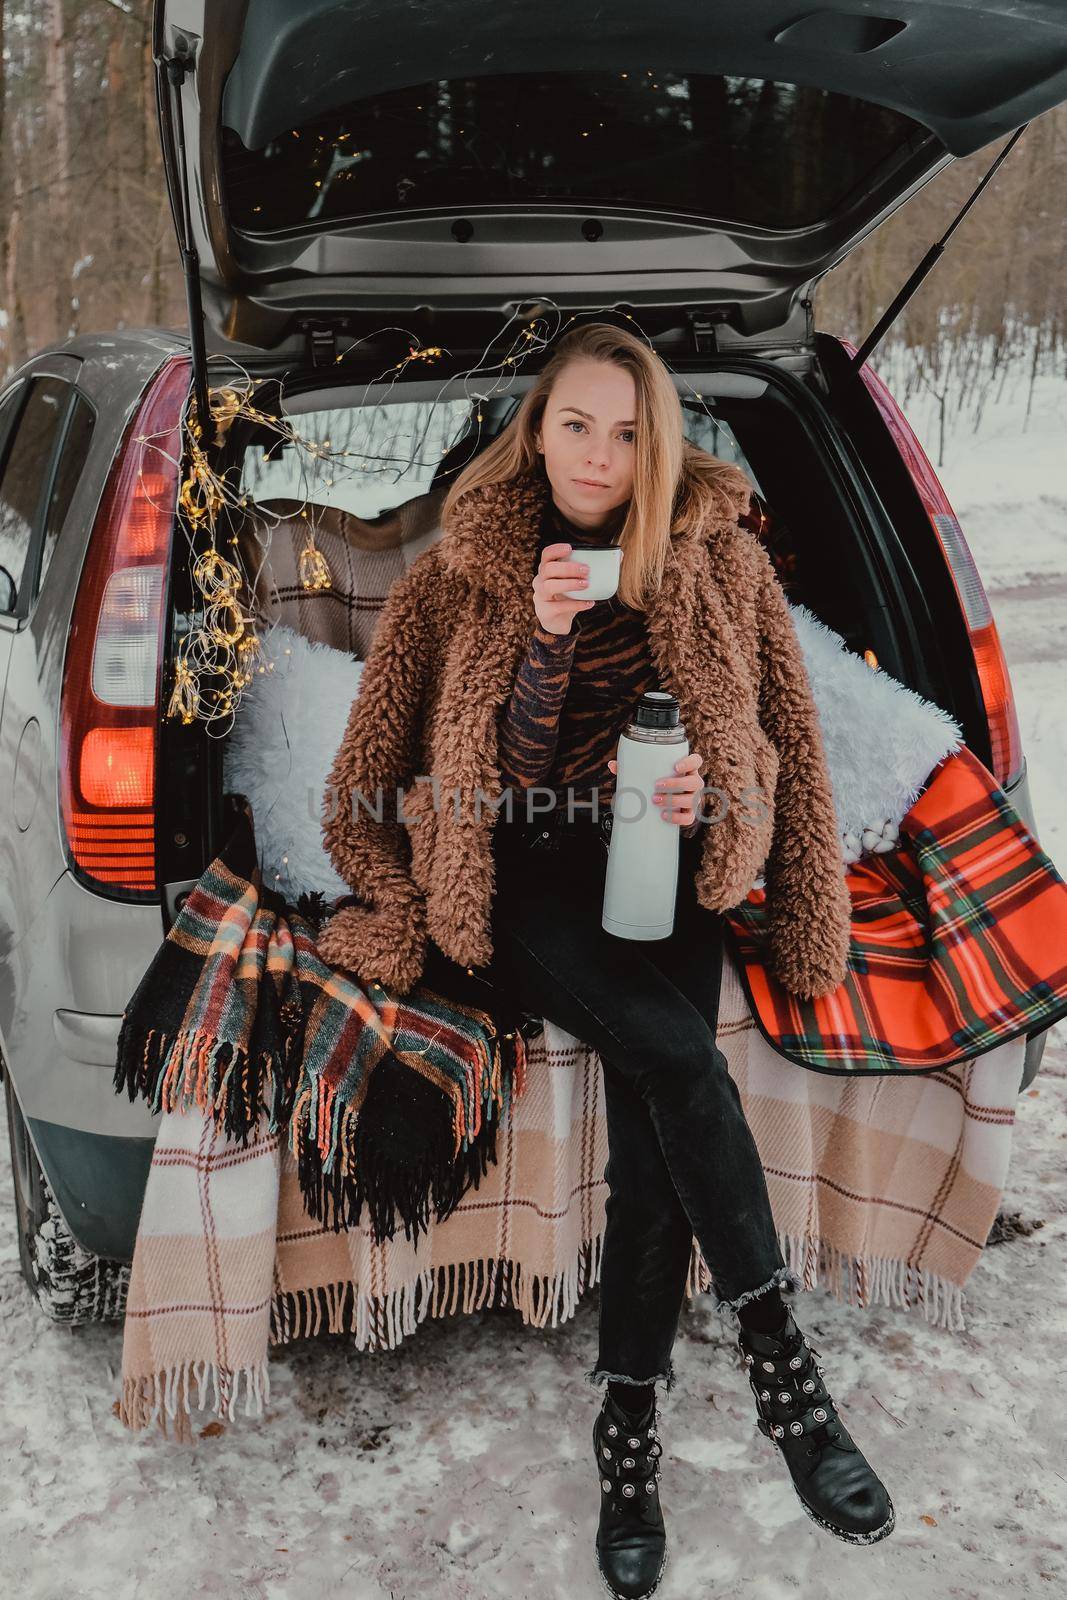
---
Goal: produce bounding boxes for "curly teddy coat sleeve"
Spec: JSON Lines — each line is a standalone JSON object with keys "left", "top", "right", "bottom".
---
{"left": 317, "top": 558, "right": 436, "bottom": 994}
{"left": 755, "top": 557, "right": 851, "bottom": 1000}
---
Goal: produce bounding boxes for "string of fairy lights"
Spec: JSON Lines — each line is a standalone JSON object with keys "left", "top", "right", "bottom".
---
{"left": 138, "top": 302, "right": 730, "bottom": 736}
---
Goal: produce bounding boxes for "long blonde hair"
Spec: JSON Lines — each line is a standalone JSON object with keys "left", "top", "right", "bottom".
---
{"left": 441, "top": 322, "right": 753, "bottom": 610}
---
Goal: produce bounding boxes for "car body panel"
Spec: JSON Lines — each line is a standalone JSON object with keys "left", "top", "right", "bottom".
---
{"left": 0, "top": 335, "right": 187, "bottom": 1152}
{"left": 1, "top": 867, "right": 163, "bottom": 1137}
{"left": 0, "top": 339, "right": 176, "bottom": 969}
{"left": 23, "top": 1116, "right": 156, "bottom": 1260}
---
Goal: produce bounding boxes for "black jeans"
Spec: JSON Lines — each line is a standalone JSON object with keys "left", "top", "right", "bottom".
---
{"left": 486, "top": 808, "right": 803, "bottom": 1395}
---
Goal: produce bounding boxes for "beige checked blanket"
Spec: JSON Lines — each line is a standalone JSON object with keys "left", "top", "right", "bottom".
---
{"left": 234, "top": 488, "right": 446, "bottom": 662}
{"left": 117, "top": 943, "right": 1025, "bottom": 1442}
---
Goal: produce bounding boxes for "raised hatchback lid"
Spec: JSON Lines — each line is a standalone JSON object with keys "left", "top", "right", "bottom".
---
{"left": 155, "top": 0, "right": 1067, "bottom": 361}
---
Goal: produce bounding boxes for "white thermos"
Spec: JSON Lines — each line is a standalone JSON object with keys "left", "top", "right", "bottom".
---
{"left": 602, "top": 691, "right": 689, "bottom": 940}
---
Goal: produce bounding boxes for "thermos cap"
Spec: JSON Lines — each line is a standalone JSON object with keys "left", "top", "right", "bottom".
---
{"left": 635, "top": 690, "right": 680, "bottom": 730}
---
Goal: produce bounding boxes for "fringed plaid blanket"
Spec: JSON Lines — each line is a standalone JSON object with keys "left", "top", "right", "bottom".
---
{"left": 726, "top": 744, "right": 1067, "bottom": 1070}
{"left": 113, "top": 744, "right": 1058, "bottom": 1440}
{"left": 114, "top": 793, "right": 532, "bottom": 1248}
{"left": 116, "top": 966, "right": 1030, "bottom": 1441}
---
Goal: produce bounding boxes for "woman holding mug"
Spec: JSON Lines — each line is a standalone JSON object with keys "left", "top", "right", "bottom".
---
{"left": 320, "top": 323, "right": 895, "bottom": 1597}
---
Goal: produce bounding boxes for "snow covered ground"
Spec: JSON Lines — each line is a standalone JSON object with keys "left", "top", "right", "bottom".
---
{"left": 0, "top": 364, "right": 1065, "bottom": 1600}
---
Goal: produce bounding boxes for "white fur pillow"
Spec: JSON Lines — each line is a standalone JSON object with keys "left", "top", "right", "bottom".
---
{"left": 222, "top": 626, "right": 363, "bottom": 901}
{"left": 222, "top": 612, "right": 964, "bottom": 898}
{"left": 788, "top": 603, "right": 962, "bottom": 864}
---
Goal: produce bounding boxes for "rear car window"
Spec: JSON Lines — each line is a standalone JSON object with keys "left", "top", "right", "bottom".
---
{"left": 238, "top": 394, "right": 760, "bottom": 515}
{"left": 221, "top": 73, "right": 926, "bottom": 233}
{"left": 682, "top": 404, "right": 754, "bottom": 483}
{"left": 240, "top": 396, "right": 480, "bottom": 517}
{"left": 0, "top": 375, "right": 70, "bottom": 615}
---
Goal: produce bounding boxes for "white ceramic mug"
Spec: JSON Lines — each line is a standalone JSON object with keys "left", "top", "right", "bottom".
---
{"left": 561, "top": 545, "right": 623, "bottom": 602}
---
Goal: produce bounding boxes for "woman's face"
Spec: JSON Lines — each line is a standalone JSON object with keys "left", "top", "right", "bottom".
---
{"left": 536, "top": 358, "right": 637, "bottom": 530}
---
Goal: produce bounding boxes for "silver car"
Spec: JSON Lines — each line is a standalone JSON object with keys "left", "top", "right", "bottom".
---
{"left": 3, "top": 0, "right": 1065, "bottom": 1322}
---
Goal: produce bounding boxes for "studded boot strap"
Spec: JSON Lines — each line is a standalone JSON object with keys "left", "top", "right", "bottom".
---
{"left": 740, "top": 1329, "right": 847, "bottom": 1458}
{"left": 594, "top": 1404, "right": 663, "bottom": 1512}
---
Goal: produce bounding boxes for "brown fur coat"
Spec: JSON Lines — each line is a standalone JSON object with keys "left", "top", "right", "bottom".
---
{"left": 318, "top": 467, "right": 851, "bottom": 1000}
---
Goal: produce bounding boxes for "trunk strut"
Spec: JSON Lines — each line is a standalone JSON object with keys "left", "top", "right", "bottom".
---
{"left": 851, "top": 124, "right": 1029, "bottom": 371}
{"left": 159, "top": 51, "right": 215, "bottom": 448}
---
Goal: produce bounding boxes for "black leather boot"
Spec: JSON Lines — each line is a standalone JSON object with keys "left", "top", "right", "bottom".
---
{"left": 737, "top": 1307, "right": 896, "bottom": 1545}
{"left": 592, "top": 1389, "right": 668, "bottom": 1599}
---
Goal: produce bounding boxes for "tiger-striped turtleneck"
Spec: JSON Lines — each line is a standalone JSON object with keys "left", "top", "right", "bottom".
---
{"left": 496, "top": 495, "right": 700, "bottom": 837}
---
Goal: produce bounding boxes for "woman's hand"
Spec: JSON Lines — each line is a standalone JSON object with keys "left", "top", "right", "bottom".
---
{"left": 533, "top": 542, "right": 598, "bottom": 635}
{"left": 608, "top": 750, "right": 705, "bottom": 829}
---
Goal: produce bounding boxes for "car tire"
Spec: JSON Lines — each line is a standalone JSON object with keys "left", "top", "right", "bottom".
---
{"left": 4, "top": 1073, "right": 130, "bottom": 1325}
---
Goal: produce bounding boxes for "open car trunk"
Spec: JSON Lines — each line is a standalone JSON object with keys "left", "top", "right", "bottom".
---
{"left": 155, "top": 355, "right": 983, "bottom": 908}
{"left": 152, "top": 0, "right": 1067, "bottom": 915}
{"left": 155, "top": 0, "right": 1067, "bottom": 366}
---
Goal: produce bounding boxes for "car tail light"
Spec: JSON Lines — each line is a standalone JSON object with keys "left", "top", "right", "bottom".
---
{"left": 843, "top": 340, "right": 1023, "bottom": 787}
{"left": 59, "top": 356, "right": 191, "bottom": 896}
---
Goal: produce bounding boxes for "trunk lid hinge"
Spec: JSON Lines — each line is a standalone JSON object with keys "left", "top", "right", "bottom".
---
{"left": 687, "top": 310, "right": 732, "bottom": 355}
{"left": 157, "top": 45, "right": 216, "bottom": 448}
{"left": 305, "top": 323, "right": 339, "bottom": 368}
{"left": 851, "top": 124, "right": 1029, "bottom": 372}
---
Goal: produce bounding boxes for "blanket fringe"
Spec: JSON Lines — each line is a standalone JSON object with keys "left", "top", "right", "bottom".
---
{"left": 266, "top": 1226, "right": 967, "bottom": 1359}
{"left": 114, "top": 1018, "right": 299, "bottom": 1148}
{"left": 269, "top": 1232, "right": 607, "bottom": 1350}
{"left": 118, "top": 1357, "right": 271, "bottom": 1440}
{"left": 288, "top": 1023, "right": 527, "bottom": 1248}
{"left": 686, "top": 1230, "right": 967, "bottom": 1333}
{"left": 120, "top": 1231, "right": 969, "bottom": 1437}
{"left": 115, "top": 955, "right": 528, "bottom": 1241}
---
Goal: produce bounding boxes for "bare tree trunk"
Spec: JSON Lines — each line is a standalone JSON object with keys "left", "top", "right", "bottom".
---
{"left": 5, "top": 113, "right": 28, "bottom": 372}
{"left": 146, "top": 193, "right": 170, "bottom": 326}
{"left": 1025, "top": 325, "right": 1042, "bottom": 427}
{"left": 0, "top": 0, "right": 6, "bottom": 159}
{"left": 141, "top": 0, "right": 162, "bottom": 324}
{"left": 46, "top": 0, "right": 73, "bottom": 340}
{"left": 106, "top": 29, "right": 125, "bottom": 272}
{"left": 0, "top": 0, "right": 7, "bottom": 373}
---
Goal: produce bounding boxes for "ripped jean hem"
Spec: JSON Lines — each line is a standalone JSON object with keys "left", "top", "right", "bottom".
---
{"left": 712, "top": 1264, "right": 806, "bottom": 1324}
{"left": 585, "top": 1362, "right": 677, "bottom": 1395}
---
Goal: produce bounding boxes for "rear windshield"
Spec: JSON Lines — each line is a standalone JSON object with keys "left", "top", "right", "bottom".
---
{"left": 220, "top": 72, "right": 927, "bottom": 233}
{"left": 237, "top": 392, "right": 758, "bottom": 521}
{"left": 238, "top": 397, "right": 477, "bottom": 518}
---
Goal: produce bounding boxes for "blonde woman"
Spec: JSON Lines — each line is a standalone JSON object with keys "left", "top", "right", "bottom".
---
{"left": 320, "top": 324, "right": 895, "bottom": 1598}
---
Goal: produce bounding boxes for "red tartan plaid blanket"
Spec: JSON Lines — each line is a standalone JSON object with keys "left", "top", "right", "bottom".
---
{"left": 724, "top": 744, "right": 1067, "bottom": 1072}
